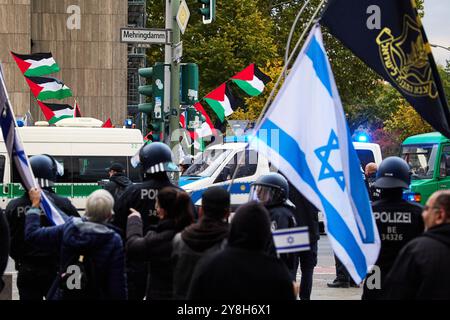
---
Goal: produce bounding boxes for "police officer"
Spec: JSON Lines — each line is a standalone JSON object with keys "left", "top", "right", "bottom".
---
{"left": 249, "top": 173, "right": 298, "bottom": 280}
{"left": 362, "top": 156, "right": 424, "bottom": 300}
{"left": 113, "top": 142, "right": 187, "bottom": 300}
{"left": 6, "top": 154, "right": 79, "bottom": 300}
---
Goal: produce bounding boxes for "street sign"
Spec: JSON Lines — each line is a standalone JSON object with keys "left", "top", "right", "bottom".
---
{"left": 120, "top": 28, "right": 170, "bottom": 45}
{"left": 176, "top": 0, "right": 190, "bottom": 34}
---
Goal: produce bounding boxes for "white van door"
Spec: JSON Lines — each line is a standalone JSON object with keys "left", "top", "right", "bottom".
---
{"left": 209, "top": 149, "right": 263, "bottom": 210}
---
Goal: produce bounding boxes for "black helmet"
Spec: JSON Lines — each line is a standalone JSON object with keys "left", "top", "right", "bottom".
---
{"left": 249, "top": 173, "right": 289, "bottom": 206}
{"left": 374, "top": 156, "right": 411, "bottom": 189}
{"left": 139, "top": 142, "right": 178, "bottom": 175}
{"left": 29, "top": 154, "right": 63, "bottom": 187}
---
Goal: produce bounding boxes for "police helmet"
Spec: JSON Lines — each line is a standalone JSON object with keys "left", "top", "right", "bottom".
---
{"left": 373, "top": 156, "right": 411, "bottom": 189}
{"left": 29, "top": 154, "right": 64, "bottom": 187}
{"left": 249, "top": 172, "right": 289, "bottom": 206}
{"left": 139, "top": 142, "right": 179, "bottom": 175}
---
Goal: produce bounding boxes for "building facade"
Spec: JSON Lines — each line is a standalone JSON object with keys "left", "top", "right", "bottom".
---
{"left": 0, "top": 0, "right": 129, "bottom": 127}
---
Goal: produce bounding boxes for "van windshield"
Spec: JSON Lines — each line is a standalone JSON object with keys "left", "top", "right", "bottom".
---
{"left": 183, "top": 149, "right": 232, "bottom": 177}
{"left": 401, "top": 144, "right": 438, "bottom": 180}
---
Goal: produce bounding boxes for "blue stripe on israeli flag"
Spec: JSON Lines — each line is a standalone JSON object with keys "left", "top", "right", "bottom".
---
{"left": 249, "top": 24, "right": 380, "bottom": 284}
{"left": 0, "top": 64, "right": 65, "bottom": 226}
{"left": 273, "top": 227, "right": 310, "bottom": 254}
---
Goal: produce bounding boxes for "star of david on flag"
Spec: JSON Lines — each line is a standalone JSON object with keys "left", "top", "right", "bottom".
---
{"left": 250, "top": 24, "right": 380, "bottom": 284}
{"left": 315, "top": 130, "right": 345, "bottom": 191}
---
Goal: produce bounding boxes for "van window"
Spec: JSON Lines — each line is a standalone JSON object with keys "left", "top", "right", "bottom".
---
{"left": 53, "top": 156, "right": 72, "bottom": 183}
{"left": 402, "top": 144, "right": 438, "bottom": 179}
{"left": 214, "top": 150, "right": 258, "bottom": 183}
{"left": 439, "top": 145, "right": 450, "bottom": 177}
{"left": 0, "top": 155, "right": 5, "bottom": 182}
{"left": 11, "top": 155, "right": 72, "bottom": 183}
{"left": 74, "top": 157, "right": 128, "bottom": 183}
{"left": 356, "top": 149, "right": 375, "bottom": 171}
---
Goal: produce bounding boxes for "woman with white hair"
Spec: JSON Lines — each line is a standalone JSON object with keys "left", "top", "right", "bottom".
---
{"left": 24, "top": 188, "right": 127, "bottom": 300}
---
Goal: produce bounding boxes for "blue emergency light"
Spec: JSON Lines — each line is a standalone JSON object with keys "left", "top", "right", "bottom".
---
{"left": 356, "top": 132, "right": 369, "bottom": 142}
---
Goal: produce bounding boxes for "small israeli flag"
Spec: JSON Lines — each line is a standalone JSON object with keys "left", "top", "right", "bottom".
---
{"left": 272, "top": 227, "right": 310, "bottom": 254}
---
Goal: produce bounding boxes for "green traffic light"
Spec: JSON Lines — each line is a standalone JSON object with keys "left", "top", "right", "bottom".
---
{"left": 199, "top": 8, "right": 210, "bottom": 16}
{"left": 138, "top": 103, "right": 154, "bottom": 114}
{"left": 138, "top": 84, "right": 153, "bottom": 96}
{"left": 138, "top": 67, "right": 153, "bottom": 78}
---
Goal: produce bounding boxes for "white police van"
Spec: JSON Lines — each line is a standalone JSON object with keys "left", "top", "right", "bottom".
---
{"left": 180, "top": 136, "right": 382, "bottom": 216}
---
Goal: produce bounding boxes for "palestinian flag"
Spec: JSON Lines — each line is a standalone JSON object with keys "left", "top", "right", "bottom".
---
{"left": 231, "top": 64, "right": 271, "bottom": 96}
{"left": 26, "top": 77, "right": 73, "bottom": 101}
{"left": 204, "top": 83, "right": 243, "bottom": 122}
{"left": 11, "top": 52, "right": 60, "bottom": 77}
{"left": 37, "top": 101, "right": 74, "bottom": 124}
{"left": 193, "top": 102, "right": 215, "bottom": 136}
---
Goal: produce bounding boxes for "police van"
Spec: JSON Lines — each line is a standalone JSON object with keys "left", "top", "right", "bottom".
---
{"left": 180, "top": 136, "right": 383, "bottom": 213}
{"left": 0, "top": 118, "right": 143, "bottom": 210}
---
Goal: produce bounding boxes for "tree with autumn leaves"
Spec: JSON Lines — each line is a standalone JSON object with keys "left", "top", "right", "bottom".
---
{"left": 143, "top": 0, "right": 447, "bottom": 155}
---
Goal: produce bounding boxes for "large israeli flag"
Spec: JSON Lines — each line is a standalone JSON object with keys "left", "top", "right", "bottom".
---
{"left": 250, "top": 24, "right": 380, "bottom": 283}
{"left": 0, "top": 64, "right": 65, "bottom": 226}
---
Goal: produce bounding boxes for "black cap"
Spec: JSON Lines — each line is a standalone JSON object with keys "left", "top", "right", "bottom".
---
{"left": 108, "top": 163, "right": 125, "bottom": 172}
{"left": 202, "top": 187, "right": 230, "bottom": 218}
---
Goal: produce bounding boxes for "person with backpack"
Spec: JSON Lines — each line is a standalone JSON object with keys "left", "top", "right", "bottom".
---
{"left": 24, "top": 188, "right": 127, "bottom": 300}
{"left": 172, "top": 187, "right": 230, "bottom": 299}
{"left": 6, "top": 154, "right": 79, "bottom": 300}
{"left": 104, "top": 163, "right": 132, "bottom": 202}
{"left": 126, "top": 187, "right": 194, "bottom": 300}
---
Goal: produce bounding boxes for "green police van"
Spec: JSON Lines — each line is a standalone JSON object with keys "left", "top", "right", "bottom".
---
{"left": 401, "top": 132, "right": 450, "bottom": 205}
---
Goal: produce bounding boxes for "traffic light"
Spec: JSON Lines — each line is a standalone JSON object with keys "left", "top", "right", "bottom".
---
{"left": 138, "top": 62, "right": 165, "bottom": 118}
{"left": 198, "top": 0, "right": 215, "bottom": 24}
{"left": 180, "top": 63, "right": 199, "bottom": 105}
{"left": 138, "top": 63, "right": 166, "bottom": 141}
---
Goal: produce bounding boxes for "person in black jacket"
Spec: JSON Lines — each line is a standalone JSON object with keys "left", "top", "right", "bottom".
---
{"left": 362, "top": 157, "right": 424, "bottom": 300}
{"left": 126, "top": 187, "right": 193, "bottom": 300}
{"left": 172, "top": 187, "right": 230, "bottom": 299}
{"left": 113, "top": 142, "right": 185, "bottom": 300}
{"left": 6, "top": 154, "right": 79, "bottom": 300}
{"left": 288, "top": 182, "right": 320, "bottom": 300}
{"left": 104, "top": 163, "right": 132, "bottom": 202}
{"left": 187, "top": 202, "right": 295, "bottom": 300}
{"left": 25, "top": 188, "right": 127, "bottom": 300}
{"left": 0, "top": 209, "right": 9, "bottom": 293}
{"left": 383, "top": 190, "right": 450, "bottom": 299}
{"left": 249, "top": 173, "right": 298, "bottom": 280}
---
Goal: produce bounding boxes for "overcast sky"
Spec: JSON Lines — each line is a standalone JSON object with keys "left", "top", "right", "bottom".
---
{"left": 422, "top": 0, "right": 450, "bottom": 66}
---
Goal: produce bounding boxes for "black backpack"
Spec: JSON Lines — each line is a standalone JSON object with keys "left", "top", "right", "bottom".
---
{"left": 59, "top": 253, "right": 105, "bottom": 300}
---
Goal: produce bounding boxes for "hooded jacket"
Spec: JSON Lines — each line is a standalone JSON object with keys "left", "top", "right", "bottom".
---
{"left": 383, "top": 223, "right": 450, "bottom": 299}
{"left": 104, "top": 173, "right": 132, "bottom": 201}
{"left": 172, "top": 216, "right": 228, "bottom": 299}
{"left": 187, "top": 202, "right": 295, "bottom": 300}
{"left": 25, "top": 211, "right": 127, "bottom": 300}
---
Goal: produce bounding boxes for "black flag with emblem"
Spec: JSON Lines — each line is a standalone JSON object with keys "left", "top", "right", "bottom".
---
{"left": 320, "top": 0, "right": 450, "bottom": 138}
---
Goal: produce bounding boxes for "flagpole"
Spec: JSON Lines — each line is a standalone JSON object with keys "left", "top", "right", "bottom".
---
{"left": 227, "top": 0, "right": 326, "bottom": 192}
{"left": 0, "top": 64, "right": 39, "bottom": 189}
{"left": 284, "top": 0, "right": 313, "bottom": 79}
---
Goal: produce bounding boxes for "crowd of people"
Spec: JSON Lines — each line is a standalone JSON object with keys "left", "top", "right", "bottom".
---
{"left": 0, "top": 143, "right": 450, "bottom": 300}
